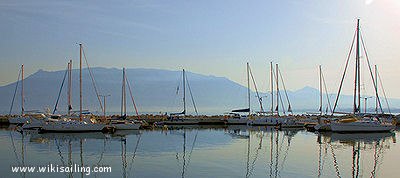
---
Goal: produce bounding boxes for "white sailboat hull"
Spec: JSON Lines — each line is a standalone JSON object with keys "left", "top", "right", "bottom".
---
{"left": 330, "top": 122, "right": 395, "bottom": 133}
{"left": 8, "top": 116, "right": 30, "bottom": 124}
{"left": 22, "top": 121, "right": 43, "bottom": 130}
{"left": 41, "top": 121, "right": 105, "bottom": 132}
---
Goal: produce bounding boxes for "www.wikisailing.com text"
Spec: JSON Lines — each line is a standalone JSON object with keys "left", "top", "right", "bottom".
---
{"left": 11, "top": 163, "right": 111, "bottom": 176}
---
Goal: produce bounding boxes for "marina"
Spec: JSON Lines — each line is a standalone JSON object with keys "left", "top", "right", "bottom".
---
{"left": 1, "top": 1, "right": 400, "bottom": 177}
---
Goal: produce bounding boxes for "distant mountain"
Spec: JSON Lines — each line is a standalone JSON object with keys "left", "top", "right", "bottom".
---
{"left": 0, "top": 67, "right": 251, "bottom": 115}
{"left": 1, "top": 67, "right": 399, "bottom": 115}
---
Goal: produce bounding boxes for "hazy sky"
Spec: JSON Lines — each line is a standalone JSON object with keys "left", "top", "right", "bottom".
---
{"left": 1, "top": 0, "right": 399, "bottom": 98}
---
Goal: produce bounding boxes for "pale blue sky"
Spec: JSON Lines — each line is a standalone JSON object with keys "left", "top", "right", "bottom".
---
{"left": 1, "top": 0, "right": 399, "bottom": 97}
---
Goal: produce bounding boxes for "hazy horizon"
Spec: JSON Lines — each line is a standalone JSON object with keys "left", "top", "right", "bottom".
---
{"left": 0, "top": 67, "right": 398, "bottom": 116}
{"left": 3, "top": 65, "right": 400, "bottom": 100}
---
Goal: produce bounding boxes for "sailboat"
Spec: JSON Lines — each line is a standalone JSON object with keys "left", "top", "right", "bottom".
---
{"left": 248, "top": 63, "right": 301, "bottom": 127}
{"left": 314, "top": 65, "right": 336, "bottom": 131}
{"left": 225, "top": 63, "right": 252, "bottom": 125}
{"left": 40, "top": 44, "right": 106, "bottom": 132}
{"left": 8, "top": 65, "right": 31, "bottom": 124}
{"left": 330, "top": 116, "right": 394, "bottom": 132}
{"left": 249, "top": 62, "right": 278, "bottom": 126}
{"left": 329, "top": 19, "right": 395, "bottom": 133}
{"left": 22, "top": 61, "right": 74, "bottom": 130}
{"left": 248, "top": 62, "right": 275, "bottom": 126}
{"left": 109, "top": 68, "right": 141, "bottom": 130}
{"left": 159, "top": 69, "right": 199, "bottom": 125}
{"left": 273, "top": 64, "right": 304, "bottom": 128}
{"left": 224, "top": 109, "right": 250, "bottom": 125}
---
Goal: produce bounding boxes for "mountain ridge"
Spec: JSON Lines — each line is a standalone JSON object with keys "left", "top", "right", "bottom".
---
{"left": 1, "top": 67, "right": 399, "bottom": 115}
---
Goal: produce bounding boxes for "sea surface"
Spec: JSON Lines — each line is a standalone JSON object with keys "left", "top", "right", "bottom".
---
{"left": 0, "top": 125, "right": 399, "bottom": 178}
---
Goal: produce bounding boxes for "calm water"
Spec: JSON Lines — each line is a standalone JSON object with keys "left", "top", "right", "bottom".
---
{"left": 1, "top": 125, "right": 399, "bottom": 178}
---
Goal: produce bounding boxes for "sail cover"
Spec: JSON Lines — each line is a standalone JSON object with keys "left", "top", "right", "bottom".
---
{"left": 171, "top": 110, "right": 186, "bottom": 115}
{"left": 231, "top": 108, "right": 250, "bottom": 113}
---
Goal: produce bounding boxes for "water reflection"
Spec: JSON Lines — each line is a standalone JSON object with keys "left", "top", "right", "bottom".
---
{"left": 109, "top": 130, "right": 141, "bottom": 178}
{"left": 225, "top": 125, "right": 303, "bottom": 178}
{"left": 317, "top": 132, "right": 395, "bottom": 178}
{"left": 30, "top": 132, "right": 107, "bottom": 143}
{"left": 2, "top": 126, "right": 399, "bottom": 178}
{"left": 160, "top": 126, "right": 201, "bottom": 178}
{"left": 5, "top": 128, "right": 143, "bottom": 178}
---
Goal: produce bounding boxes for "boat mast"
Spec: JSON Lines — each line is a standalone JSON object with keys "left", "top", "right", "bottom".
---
{"left": 124, "top": 68, "right": 127, "bottom": 116}
{"left": 270, "top": 62, "right": 274, "bottom": 115}
{"left": 121, "top": 68, "right": 123, "bottom": 116}
{"left": 375, "top": 65, "right": 378, "bottom": 114}
{"left": 276, "top": 64, "right": 279, "bottom": 116}
{"left": 357, "top": 19, "right": 361, "bottom": 114}
{"left": 21, "top": 64, "right": 24, "bottom": 116}
{"left": 353, "top": 19, "right": 361, "bottom": 114}
{"left": 79, "top": 44, "right": 83, "bottom": 120}
{"left": 247, "top": 62, "right": 250, "bottom": 116}
{"left": 68, "top": 60, "right": 72, "bottom": 116}
{"left": 319, "top": 65, "right": 322, "bottom": 116}
{"left": 183, "top": 69, "right": 186, "bottom": 115}
{"left": 121, "top": 68, "right": 127, "bottom": 116}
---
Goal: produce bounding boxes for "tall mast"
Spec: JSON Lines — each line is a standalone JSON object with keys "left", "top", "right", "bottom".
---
{"left": 247, "top": 62, "right": 250, "bottom": 116}
{"left": 375, "top": 65, "right": 378, "bottom": 114}
{"left": 319, "top": 65, "right": 323, "bottom": 115}
{"left": 357, "top": 19, "right": 361, "bottom": 114}
{"left": 270, "top": 62, "right": 274, "bottom": 115}
{"left": 121, "top": 68, "right": 126, "bottom": 116}
{"left": 353, "top": 19, "right": 361, "bottom": 114}
{"left": 68, "top": 60, "right": 72, "bottom": 116}
{"left": 21, "top": 64, "right": 24, "bottom": 116}
{"left": 183, "top": 69, "right": 186, "bottom": 115}
{"left": 121, "top": 69, "right": 123, "bottom": 116}
{"left": 124, "top": 68, "right": 127, "bottom": 116}
{"left": 79, "top": 44, "right": 83, "bottom": 120}
{"left": 102, "top": 95, "right": 107, "bottom": 119}
{"left": 276, "top": 64, "right": 279, "bottom": 116}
